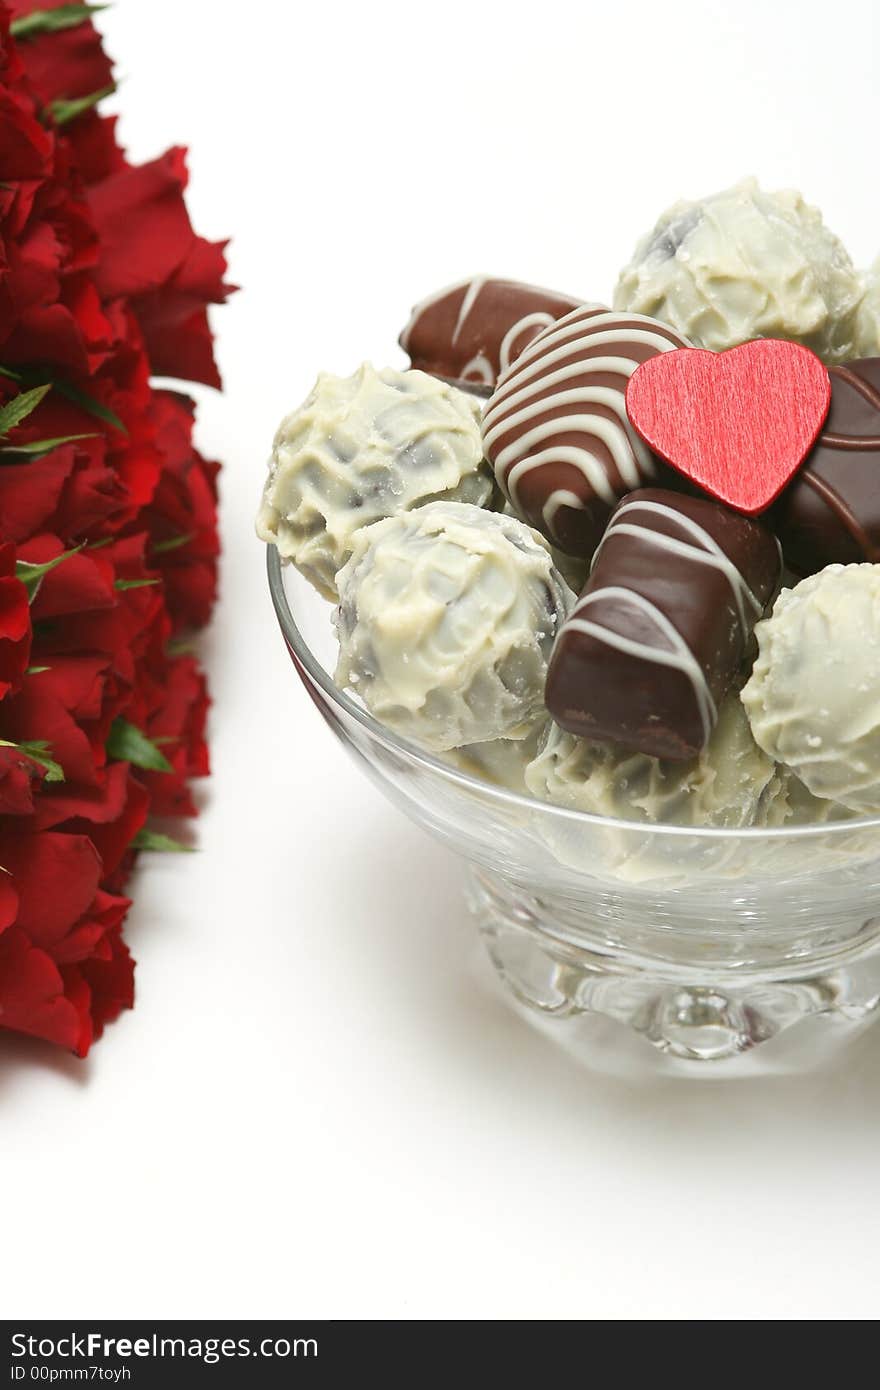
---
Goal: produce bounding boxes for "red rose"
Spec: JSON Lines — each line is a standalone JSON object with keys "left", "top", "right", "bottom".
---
{"left": 8, "top": 536, "right": 169, "bottom": 786}
{"left": 0, "top": 138, "right": 113, "bottom": 375}
{"left": 31, "top": 538, "right": 171, "bottom": 723}
{"left": 11, "top": 652, "right": 120, "bottom": 784}
{"left": 0, "top": 542, "right": 31, "bottom": 698}
{"left": 64, "top": 109, "right": 126, "bottom": 184}
{"left": 0, "top": 880, "right": 18, "bottom": 932}
{"left": 0, "top": 742, "right": 44, "bottom": 815}
{"left": 0, "top": 929, "right": 84, "bottom": 1050}
{"left": 145, "top": 391, "right": 220, "bottom": 629}
{"left": 0, "top": 827, "right": 133, "bottom": 1054}
{"left": 2, "top": 675, "right": 103, "bottom": 787}
{"left": 0, "top": 10, "right": 52, "bottom": 179}
{"left": 1, "top": 826, "right": 102, "bottom": 946}
{"left": 0, "top": 1, "right": 229, "bottom": 1055}
{"left": 87, "top": 148, "right": 232, "bottom": 387}
{"left": 0, "top": 914, "right": 133, "bottom": 1056}
{"left": 142, "top": 655, "right": 210, "bottom": 817}
{"left": 64, "top": 913, "right": 134, "bottom": 1050}
{"left": 24, "top": 533, "right": 116, "bottom": 617}
{"left": 0, "top": 438, "right": 133, "bottom": 543}
{"left": 33, "top": 761, "right": 150, "bottom": 880}
{"left": 0, "top": 446, "right": 77, "bottom": 542}
{"left": 5, "top": 0, "right": 113, "bottom": 105}
{"left": 0, "top": 78, "right": 51, "bottom": 177}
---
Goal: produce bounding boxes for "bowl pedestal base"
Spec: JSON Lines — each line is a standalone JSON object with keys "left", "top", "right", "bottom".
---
{"left": 466, "top": 866, "right": 880, "bottom": 1069}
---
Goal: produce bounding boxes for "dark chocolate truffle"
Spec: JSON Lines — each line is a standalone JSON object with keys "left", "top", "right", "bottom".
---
{"left": 545, "top": 489, "right": 782, "bottom": 759}
{"left": 481, "top": 307, "right": 691, "bottom": 558}
{"left": 399, "top": 276, "right": 583, "bottom": 395}
{"left": 774, "top": 358, "right": 880, "bottom": 572}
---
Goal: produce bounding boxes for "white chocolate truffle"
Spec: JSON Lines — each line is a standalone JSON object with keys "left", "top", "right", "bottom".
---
{"left": 524, "top": 695, "right": 782, "bottom": 828}
{"left": 256, "top": 363, "right": 494, "bottom": 598}
{"left": 500, "top": 499, "right": 587, "bottom": 593}
{"left": 334, "top": 503, "right": 574, "bottom": 752}
{"left": 614, "top": 180, "right": 864, "bottom": 365}
{"left": 741, "top": 564, "right": 880, "bottom": 813}
{"left": 773, "top": 768, "right": 856, "bottom": 826}
{"left": 440, "top": 720, "right": 549, "bottom": 793}
{"left": 855, "top": 256, "right": 880, "bottom": 357}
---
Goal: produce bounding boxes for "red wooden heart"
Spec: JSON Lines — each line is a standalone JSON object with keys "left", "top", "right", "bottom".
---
{"left": 625, "top": 340, "right": 832, "bottom": 514}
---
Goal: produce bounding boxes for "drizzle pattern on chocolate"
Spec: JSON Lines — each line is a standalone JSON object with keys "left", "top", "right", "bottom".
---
{"left": 774, "top": 358, "right": 880, "bottom": 571}
{"left": 451, "top": 276, "right": 489, "bottom": 345}
{"left": 827, "top": 364, "right": 880, "bottom": 413}
{"left": 568, "top": 497, "right": 771, "bottom": 745}
{"left": 567, "top": 586, "right": 718, "bottom": 745}
{"left": 591, "top": 498, "right": 765, "bottom": 635}
{"left": 498, "top": 312, "right": 557, "bottom": 374}
{"left": 481, "top": 307, "right": 690, "bottom": 553}
{"left": 799, "top": 471, "right": 880, "bottom": 560}
{"left": 459, "top": 352, "right": 494, "bottom": 386}
{"left": 821, "top": 368, "right": 880, "bottom": 447}
{"left": 400, "top": 277, "right": 584, "bottom": 394}
{"left": 543, "top": 488, "right": 782, "bottom": 760}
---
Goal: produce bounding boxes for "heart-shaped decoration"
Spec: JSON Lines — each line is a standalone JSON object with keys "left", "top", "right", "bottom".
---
{"left": 625, "top": 340, "right": 832, "bottom": 514}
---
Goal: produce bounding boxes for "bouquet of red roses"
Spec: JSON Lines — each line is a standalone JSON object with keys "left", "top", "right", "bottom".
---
{"left": 0, "top": 1, "right": 231, "bottom": 1055}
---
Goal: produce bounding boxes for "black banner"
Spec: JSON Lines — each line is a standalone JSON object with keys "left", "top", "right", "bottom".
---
{"left": 2, "top": 1324, "right": 330, "bottom": 1386}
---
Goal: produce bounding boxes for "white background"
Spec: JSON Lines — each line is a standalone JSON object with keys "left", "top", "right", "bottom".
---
{"left": 3, "top": 0, "right": 880, "bottom": 1321}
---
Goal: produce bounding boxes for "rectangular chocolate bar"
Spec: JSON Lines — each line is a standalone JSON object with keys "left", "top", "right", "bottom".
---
{"left": 545, "top": 488, "right": 781, "bottom": 759}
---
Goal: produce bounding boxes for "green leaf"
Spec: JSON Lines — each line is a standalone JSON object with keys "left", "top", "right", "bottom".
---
{"left": 114, "top": 577, "right": 161, "bottom": 591}
{"left": 51, "top": 378, "right": 127, "bottom": 434}
{"left": 151, "top": 533, "right": 193, "bottom": 555}
{"left": 0, "top": 383, "right": 51, "bottom": 437}
{"left": 0, "top": 739, "right": 64, "bottom": 784}
{"left": 10, "top": 4, "right": 109, "bottom": 39}
{"left": 106, "top": 718, "right": 174, "bottom": 773}
{"left": 0, "top": 367, "right": 126, "bottom": 435}
{"left": 48, "top": 83, "right": 116, "bottom": 128}
{"left": 131, "top": 829, "right": 195, "bottom": 853}
{"left": 25, "top": 666, "right": 50, "bottom": 676}
{"left": 15, "top": 546, "right": 81, "bottom": 600}
{"left": 0, "top": 432, "right": 98, "bottom": 458}
{"left": 166, "top": 637, "right": 196, "bottom": 657}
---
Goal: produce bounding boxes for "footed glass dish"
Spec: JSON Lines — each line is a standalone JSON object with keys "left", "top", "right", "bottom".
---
{"left": 268, "top": 547, "right": 880, "bottom": 1073}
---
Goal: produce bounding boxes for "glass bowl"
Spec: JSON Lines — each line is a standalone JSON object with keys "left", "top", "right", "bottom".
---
{"left": 267, "top": 546, "right": 880, "bottom": 1073}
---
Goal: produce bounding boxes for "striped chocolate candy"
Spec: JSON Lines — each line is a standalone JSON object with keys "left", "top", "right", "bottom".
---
{"left": 399, "top": 276, "right": 584, "bottom": 395}
{"left": 545, "top": 489, "right": 781, "bottom": 759}
{"left": 773, "top": 357, "right": 880, "bottom": 572}
{"left": 482, "top": 306, "right": 691, "bottom": 557}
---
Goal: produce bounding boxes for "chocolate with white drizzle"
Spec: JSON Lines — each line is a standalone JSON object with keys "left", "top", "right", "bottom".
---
{"left": 481, "top": 307, "right": 691, "bottom": 558}
{"left": 400, "top": 277, "right": 583, "bottom": 396}
{"left": 773, "top": 358, "right": 880, "bottom": 572}
{"left": 545, "top": 489, "right": 782, "bottom": 759}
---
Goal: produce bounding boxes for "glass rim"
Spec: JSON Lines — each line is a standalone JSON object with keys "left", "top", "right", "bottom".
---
{"left": 267, "top": 544, "right": 880, "bottom": 842}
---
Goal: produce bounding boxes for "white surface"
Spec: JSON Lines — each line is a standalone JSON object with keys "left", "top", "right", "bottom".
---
{"left": 4, "top": 0, "right": 880, "bottom": 1322}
